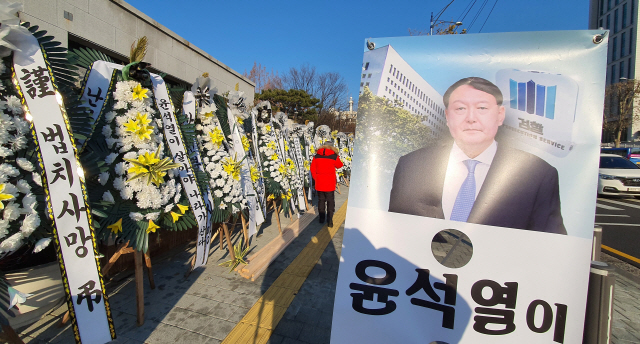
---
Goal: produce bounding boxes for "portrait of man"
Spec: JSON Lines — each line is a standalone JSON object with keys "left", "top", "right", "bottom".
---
{"left": 388, "top": 77, "right": 566, "bottom": 235}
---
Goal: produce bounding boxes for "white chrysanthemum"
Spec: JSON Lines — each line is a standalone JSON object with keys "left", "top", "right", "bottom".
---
{"left": 123, "top": 152, "right": 137, "bottom": 160}
{"left": 102, "top": 125, "right": 112, "bottom": 137}
{"left": 145, "top": 212, "right": 159, "bottom": 221}
{"left": 0, "top": 232, "right": 23, "bottom": 253}
{"left": 20, "top": 213, "right": 39, "bottom": 236}
{"left": 11, "top": 136, "right": 26, "bottom": 151}
{"left": 129, "top": 212, "right": 144, "bottom": 221}
{"left": 0, "top": 163, "right": 18, "bottom": 177}
{"left": 2, "top": 183, "right": 17, "bottom": 197}
{"left": 120, "top": 187, "right": 133, "bottom": 200}
{"left": 105, "top": 137, "right": 118, "bottom": 148}
{"left": 31, "top": 172, "right": 42, "bottom": 187}
{"left": 105, "top": 152, "right": 118, "bottom": 165}
{"left": 3, "top": 202, "right": 19, "bottom": 221}
{"left": 113, "top": 177, "right": 125, "bottom": 191}
{"left": 102, "top": 191, "right": 115, "bottom": 203}
{"left": 222, "top": 184, "right": 232, "bottom": 194}
{"left": 0, "top": 220, "right": 7, "bottom": 239}
{"left": 224, "top": 196, "right": 232, "bottom": 203}
{"left": 219, "top": 203, "right": 226, "bottom": 209}
{"left": 214, "top": 190, "right": 223, "bottom": 198}
{"left": 114, "top": 162, "right": 126, "bottom": 176}
{"left": 22, "top": 194, "right": 36, "bottom": 211}
{"left": 6, "top": 96, "right": 22, "bottom": 114}
{"left": 104, "top": 111, "right": 116, "bottom": 122}
{"left": 164, "top": 204, "right": 174, "bottom": 213}
{"left": 33, "top": 237, "right": 51, "bottom": 253}
{"left": 16, "top": 180, "right": 30, "bottom": 194}
{"left": 98, "top": 172, "right": 110, "bottom": 186}
{"left": 215, "top": 178, "right": 225, "bottom": 187}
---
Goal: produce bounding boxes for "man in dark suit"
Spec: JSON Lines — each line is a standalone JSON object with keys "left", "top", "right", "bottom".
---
{"left": 388, "top": 77, "right": 566, "bottom": 234}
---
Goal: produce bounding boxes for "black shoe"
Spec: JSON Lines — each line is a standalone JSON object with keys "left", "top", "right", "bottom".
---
{"left": 327, "top": 212, "right": 333, "bottom": 227}
{"left": 319, "top": 212, "right": 325, "bottom": 224}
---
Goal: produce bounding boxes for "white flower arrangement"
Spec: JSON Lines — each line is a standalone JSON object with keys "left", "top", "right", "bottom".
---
{"left": 0, "top": 57, "right": 48, "bottom": 254}
{"left": 88, "top": 79, "right": 190, "bottom": 243}
{"left": 193, "top": 94, "right": 246, "bottom": 221}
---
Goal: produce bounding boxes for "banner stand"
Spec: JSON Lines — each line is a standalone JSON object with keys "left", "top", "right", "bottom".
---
{"left": 240, "top": 214, "right": 250, "bottom": 247}
{"left": 272, "top": 200, "right": 283, "bottom": 234}
{"left": 302, "top": 189, "right": 311, "bottom": 211}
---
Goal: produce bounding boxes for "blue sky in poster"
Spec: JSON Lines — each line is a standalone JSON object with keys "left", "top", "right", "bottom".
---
{"left": 125, "top": 0, "right": 590, "bottom": 107}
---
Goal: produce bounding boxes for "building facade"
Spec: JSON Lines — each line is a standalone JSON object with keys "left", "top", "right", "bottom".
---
{"left": 589, "top": 0, "right": 638, "bottom": 142}
{"left": 360, "top": 45, "right": 447, "bottom": 138}
{"left": 16, "top": 0, "right": 255, "bottom": 101}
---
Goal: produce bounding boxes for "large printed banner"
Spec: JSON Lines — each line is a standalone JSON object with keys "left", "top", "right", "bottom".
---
{"left": 332, "top": 31, "right": 607, "bottom": 343}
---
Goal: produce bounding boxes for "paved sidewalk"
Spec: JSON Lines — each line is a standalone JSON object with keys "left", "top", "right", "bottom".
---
{"left": 6, "top": 185, "right": 640, "bottom": 344}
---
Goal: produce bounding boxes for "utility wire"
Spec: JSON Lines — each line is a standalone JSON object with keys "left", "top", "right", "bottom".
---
{"left": 468, "top": 0, "right": 490, "bottom": 31}
{"left": 478, "top": 0, "right": 499, "bottom": 33}
{"left": 458, "top": 0, "right": 476, "bottom": 22}
{"left": 434, "top": 0, "right": 457, "bottom": 22}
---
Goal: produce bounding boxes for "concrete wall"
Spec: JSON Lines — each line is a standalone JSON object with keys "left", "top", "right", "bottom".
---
{"left": 17, "top": 0, "right": 255, "bottom": 102}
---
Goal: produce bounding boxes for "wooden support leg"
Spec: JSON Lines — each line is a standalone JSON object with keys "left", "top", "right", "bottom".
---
{"left": 240, "top": 213, "right": 249, "bottom": 247}
{"left": 221, "top": 221, "right": 236, "bottom": 261}
{"left": 143, "top": 252, "right": 155, "bottom": 289}
{"left": 218, "top": 227, "right": 224, "bottom": 250}
{"left": 102, "top": 241, "right": 132, "bottom": 276}
{"left": 273, "top": 199, "right": 282, "bottom": 234}
{"left": 134, "top": 250, "right": 145, "bottom": 327}
{"left": 336, "top": 184, "right": 342, "bottom": 194}
{"left": 302, "top": 188, "right": 310, "bottom": 211}
{"left": 288, "top": 203, "right": 293, "bottom": 218}
{"left": 345, "top": 178, "right": 350, "bottom": 187}
{"left": 59, "top": 310, "right": 71, "bottom": 327}
{"left": 1, "top": 325, "right": 24, "bottom": 344}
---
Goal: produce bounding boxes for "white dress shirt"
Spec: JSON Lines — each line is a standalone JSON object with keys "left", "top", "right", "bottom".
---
{"left": 442, "top": 141, "right": 498, "bottom": 220}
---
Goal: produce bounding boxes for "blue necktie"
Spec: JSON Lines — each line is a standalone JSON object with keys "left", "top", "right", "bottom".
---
{"left": 450, "top": 159, "right": 480, "bottom": 222}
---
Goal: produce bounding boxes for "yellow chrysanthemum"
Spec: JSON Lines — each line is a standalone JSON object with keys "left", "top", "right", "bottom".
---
{"left": 331, "top": 130, "right": 338, "bottom": 139}
{"left": 281, "top": 190, "right": 292, "bottom": 200}
{"left": 125, "top": 147, "right": 181, "bottom": 186}
{"left": 146, "top": 219, "right": 160, "bottom": 233}
{"left": 278, "top": 164, "right": 287, "bottom": 175}
{"left": 132, "top": 83, "right": 149, "bottom": 101}
{"left": 284, "top": 143, "right": 289, "bottom": 151}
{"left": 265, "top": 124, "right": 272, "bottom": 132}
{"left": 250, "top": 165, "right": 260, "bottom": 182}
{"left": 266, "top": 141, "right": 276, "bottom": 150}
{"left": 267, "top": 194, "right": 275, "bottom": 200}
{"left": 170, "top": 211, "right": 182, "bottom": 223}
{"left": 208, "top": 128, "right": 225, "bottom": 147}
{"left": 135, "top": 112, "right": 152, "bottom": 126}
{"left": 107, "top": 218, "right": 123, "bottom": 234}
{"left": 346, "top": 157, "right": 352, "bottom": 161}
{"left": 222, "top": 157, "right": 241, "bottom": 180}
{"left": 177, "top": 204, "right": 189, "bottom": 214}
{"left": 124, "top": 118, "right": 141, "bottom": 133}
{"left": 270, "top": 153, "right": 279, "bottom": 161}
{"left": 286, "top": 158, "right": 295, "bottom": 171}
{"left": 304, "top": 160, "right": 310, "bottom": 170}
{"left": 310, "top": 145, "right": 316, "bottom": 155}
{"left": 0, "top": 184, "right": 15, "bottom": 210}
{"left": 241, "top": 136, "right": 250, "bottom": 151}
{"left": 203, "top": 111, "right": 215, "bottom": 118}
{"left": 236, "top": 116, "right": 244, "bottom": 125}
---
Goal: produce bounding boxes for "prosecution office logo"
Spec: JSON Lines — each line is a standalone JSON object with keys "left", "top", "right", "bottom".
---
{"left": 496, "top": 69, "right": 579, "bottom": 158}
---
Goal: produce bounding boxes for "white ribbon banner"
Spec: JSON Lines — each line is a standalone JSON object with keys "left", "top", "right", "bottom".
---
{"left": 182, "top": 91, "right": 214, "bottom": 268}
{"left": 77, "top": 60, "right": 119, "bottom": 151}
{"left": 304, "top": 136, "right": 313, "bottom": 201}
{"left": 14, "top": 35, "right": 114, "bottom": 343}
{"left": 250, "top": 110, "right": 267, "bottom": 218}
{"left": 150, "top": 76, "right": 210, "bottom": 269}
{"left": 226, "top": 108, "right": 264, "bottom": 237}
{"left": 291, "top": 137, "right": 307, "bottom": 210}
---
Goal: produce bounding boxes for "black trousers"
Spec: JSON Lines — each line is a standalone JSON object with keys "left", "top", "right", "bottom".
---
{"left": 317, "top": 191, "right": 335, "bottom": 214}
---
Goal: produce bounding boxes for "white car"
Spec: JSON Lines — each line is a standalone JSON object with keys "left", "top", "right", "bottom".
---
{"left": 598, "top": 153, "right": 640, "bottom": 197}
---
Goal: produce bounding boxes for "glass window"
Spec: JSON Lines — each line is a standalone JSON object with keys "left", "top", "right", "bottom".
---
{"left": 616, "top": 0, "right": 619, "bottom": 5}
{"left": 365, "top": 62, "right": 370, "bottom": 70}
{"left": 621, "top": 32, "right": 626, "bottom": 56}
{"left": 608, "top": 0, "right": 612, "bottom": 11}
{"left": 620, "top": 61, "right": 625, "bottom": 80}
{"left": 600, "top": 18, "right": 604, "bottom": 28}
{"left": 632, "top": 0, "right": 635, "bottom": 21}
{"left": 367, "top": 74, "right": 372, "bottom": 78}
{"left": 612, "top": 64, "right": 617, "bottom": 84}
{"left": 600, "top": 0, "right": 604, "bottom": 15}
{"left": 600, "top": 156, "right": 640, "bottom": 168}
{"left": 614, "top": 9, "right": 619, "bottom": 33}
{"left": 629, "top": 58, "right": 633, "bottom": 78}
{"left": 630, "top": 30, "right": 633, "bottom": 53}
{"left": 623, "top": 3, "right": 628, "bottom": 27}
{"left": 362, "top": 74, "right": 366, "bottom": 78}
{"left": 613, "top": 36, "right": 618, "bottom": 60}
{"left": 607, "top": 14, "right": 611, "bottom": 29}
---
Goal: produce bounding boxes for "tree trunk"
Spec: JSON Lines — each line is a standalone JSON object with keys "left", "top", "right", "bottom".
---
{"left": 616, "top": 128, "right": 623, "bottom": 147}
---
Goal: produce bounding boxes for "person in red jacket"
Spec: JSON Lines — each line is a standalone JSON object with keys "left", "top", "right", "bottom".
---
{"left": 310, "top": 141, "right": 343, "bottom": 227}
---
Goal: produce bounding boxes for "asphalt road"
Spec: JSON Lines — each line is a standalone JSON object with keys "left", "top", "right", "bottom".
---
{"left": 595, "top": 195, "right": 640, "bottom": 267}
